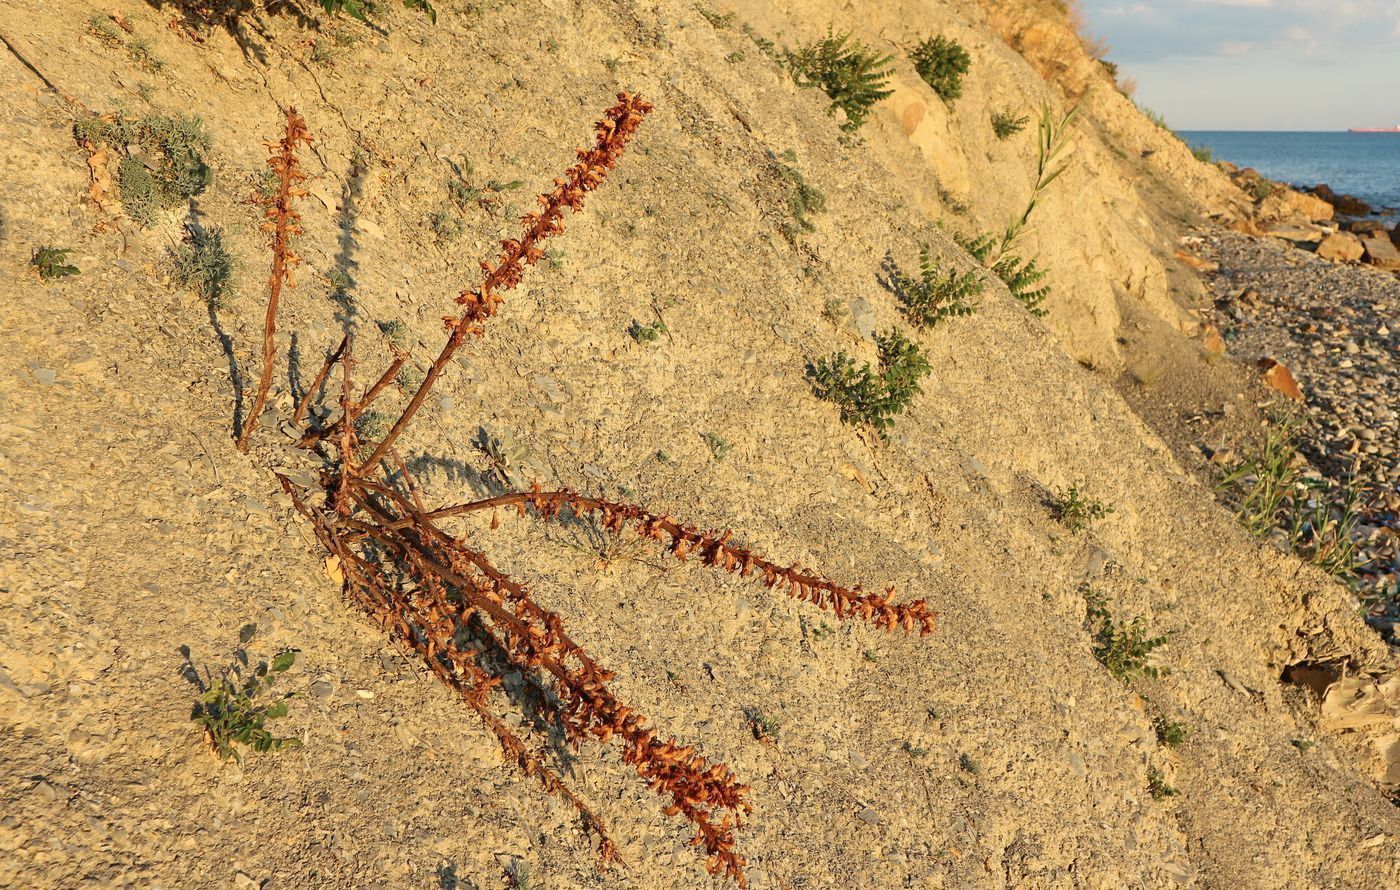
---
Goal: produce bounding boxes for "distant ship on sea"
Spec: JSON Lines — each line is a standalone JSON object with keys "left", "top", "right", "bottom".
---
{"left": 1349, "top": 124, "right": 1400, "bottom": 133}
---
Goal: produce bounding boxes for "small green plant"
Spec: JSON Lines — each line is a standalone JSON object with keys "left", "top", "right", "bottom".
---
{"left": 87, "top": 15, "right": 122, "bottom": 48}
{"left": 902, "top": 741, "right": 928, "bottom": 757}
{"left": 78, "top": 113, "right": 212, "bottom": 224}
{"left": 1246, "top": 178, "right": 1277, "bottom": 202}
{"left": 773, "top": 152, "right": 826, "bottom": 240}
{"left": 627, "top": 318, "right": 667, "bottom": 343}
{"left": 991, "top": 108, "right": 1029, "bottom": 140}
{"left": 909, "top": 35, "right": 971, "bottom": 104}
{"left": 377, "top": 318, "right": 408, "bottom": 348}
{"left": 1153, "top": 716, "right": 1189, "bottom": 747}
{"left": 961, "top": 234, "right": 1052, "bottom": 317}
{"left": 744, "top": 707, "right": 780, "bottom": 742}
{"left": 31, "top": 246, "right": 80, "bottom": 280}
{"left": 1083, "top": 586, "right": 1169, "bottom": 681}
{"left": 127, "top": 36, "right": 164, "bottom": 72}
{"left": 957, "top": 100, "right": 1077, "bottom": 317}
{"left": 356, "top": 410, "right": 394, "bottom": 443}
{"left": 172, "top": 227, "right": 234, "bottom": 310}
{"left": 1147, "top": 766, "right": 1177, "bottom": 800}
{"left": 447, "top": 163, "right": 524, "bottom": 213}
{"left": 808, "top": 328, "right": 930, "bottom": 438}
{"left": 320, "top": 0, "right": 437, "bottom": 23}
{"left": 430, "top": 208, "right": 464, "bottom": 243}
{"left": 886, "top": 245, "right": 982, "bottom": 328}
{"left": 696, "top": 5, "right": 735, "bottom": 28}
{"left": 821, "top": 297, "right": 849, "bottom": 327}
{"left": 1051, "top": 484, "right": 1114, "bottom": 532}
{"left": 702, "top": 432, "right": 733, "bottom": 461}
{"left": 1218, "top": 420, "right": 1365, "bottom": 583}
{"left": 958, "top": 752, "right": 980, "bottom": 774}
{"left": 397, "top": 365, "right": 425, "bottom": 392}
{"left": 785, "top": 28, "right": 894, "bottom": 132}
{"left": 1190, "top": 144, "right": 1212, "bottom": 163}
{"left": 187, "top": 641, "right": 300, "bottom": 763}
{"left": 1140, "top": 105, "right": 1171, "bottom": 132}
{"left": 993, "top": 99, "right": 1081, "bottom": 261}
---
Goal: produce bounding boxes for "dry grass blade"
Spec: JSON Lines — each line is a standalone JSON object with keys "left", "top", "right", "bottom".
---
{"left": 237, "top": 106, "right": 311, "bottom": 451}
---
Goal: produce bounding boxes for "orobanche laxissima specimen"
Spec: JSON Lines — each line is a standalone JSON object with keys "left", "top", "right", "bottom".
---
{"left": 236, "top": 94, "right": 934, "bottom": 887}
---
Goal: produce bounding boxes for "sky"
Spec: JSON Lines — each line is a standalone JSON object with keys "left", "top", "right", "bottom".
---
{"left": 1078, "top": 0, "right": 1400, "bottom": 130}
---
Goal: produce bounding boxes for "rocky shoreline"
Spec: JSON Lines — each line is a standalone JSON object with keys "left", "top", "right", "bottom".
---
{"left": 1189, "top": 226, "right": 1400, "bottom": 631}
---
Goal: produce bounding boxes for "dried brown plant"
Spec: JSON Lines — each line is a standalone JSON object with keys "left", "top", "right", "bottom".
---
{"left": 238, "top": 93, "right": 935, "bottom": 887}
{"left": 237, "top": 106, "right": 310, "bottom": 451}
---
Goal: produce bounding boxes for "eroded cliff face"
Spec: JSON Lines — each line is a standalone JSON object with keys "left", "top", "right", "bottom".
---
{"left": 0, "top": 2, "right": 1395, "bottom": 889}
{"left": 742, "top": 0, "right": 1251, "bottom": 369}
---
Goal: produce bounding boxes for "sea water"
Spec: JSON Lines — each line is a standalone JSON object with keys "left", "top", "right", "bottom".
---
{"left": 1180, "top": 131, "right": 1400, "bottom": 215}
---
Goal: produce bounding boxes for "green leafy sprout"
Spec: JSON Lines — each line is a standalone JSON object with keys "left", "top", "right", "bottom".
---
{"left": 991, "top": 108, "right": 1030, "bottom": 140}
{"left": 1083, "top": 586, "right": 1170, "bottom": 681}
{"left": 31, "top": 246, "right": 80, "bottom": 280}
{"left": 887, "top": 244, "right": 982, "bottom": 329}
{"left": 1051, "top": 483, "right": 1114, "bottom": 532}
{"left": 172, "top": 227, "right": 234, "bottom": 310}
{"left": 808, "top": 328, "right": 930, "bottom": 438}
{"left": 188, "top": 643, "right": 301, "bottom": 763}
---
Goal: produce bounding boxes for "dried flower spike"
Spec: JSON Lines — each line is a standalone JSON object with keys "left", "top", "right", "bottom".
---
{"left": 238, "top": 106, "right": 311, "bottom": 451}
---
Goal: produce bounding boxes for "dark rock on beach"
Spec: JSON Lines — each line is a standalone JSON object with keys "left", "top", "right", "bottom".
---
{"left": 1311, "top": 183, "right": 1373, "bottom": 217}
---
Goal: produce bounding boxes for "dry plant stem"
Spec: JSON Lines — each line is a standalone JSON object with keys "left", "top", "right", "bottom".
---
{"left": 277, "top": 475, "right": 617, "bottom": 859}
{"left": 356, "top": 93, "right": 654, "bottom": 471}
{"left": 292, "top": 334, "right": 347, "bottom": 426}
{"left": 296, "top": 352, "right": 408, "bottom": 447}
{"left": 345, "top": 483, "right": 750, "bottom": 883}
{"left": 427, "top": 489, "right": 936, "bottom": 635}
{"left": 354, "top": 352, "right": 407, "bottom": 413}
{"left": 238, "top": 107, "right": 311, "bottom": 451}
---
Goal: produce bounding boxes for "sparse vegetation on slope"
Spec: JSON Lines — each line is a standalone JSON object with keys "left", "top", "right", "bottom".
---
{"left": 909, "top": 35, "right": 971, "bottom": 104}
{"left": 807, "top": 328, "right": 931, "bottom": 437}
{"left": 786, "top": 28, "right": 894, "bottom": 132}
{"left": 226, "top": 95, "right": 939, "bottom": 889}
{"left": 884, "top": 245, "right": 982, "bottom": 328}
{"left": 30, "top": 246, "right": 79, "bottom": 280}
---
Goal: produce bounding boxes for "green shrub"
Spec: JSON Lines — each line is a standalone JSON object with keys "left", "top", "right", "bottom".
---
{"left": 786, "top": 29, "right": 894, "bottom": 132}
{"left": 172, "top": 227, "right": 234, "bottom": 309}
{"left": 1147, "top": 766, "right": 1177, "bottom": 800}
{"left": 80, "top": 112, "right": 211, "bottom": 224}
{"left": 31, "top": 246, "right": 80, "bottom": 280}
{"left": 702, "top": 431, "right": 733, "bottom": 461}
{"left": 909, "top": 35, "right": 971, "bottom": 104}
{"left": 808, "top": 328, "right": 929, "bottom": 437}
{"left": 886, "top": 245, "right": 981, "bottom": 328}
{"left": 1190, "top": 144, "right": 1212, "bottom": 163}
{"left": 627, "top": 318, "right": 667, "bottom": 343}
{"left": 696, "top": 5, "right": 735, "bottom": 28}
{"left": 991, "top": 108, "right": 1029, "bottom": 140}
{"left": 1218, "top": 419, "right": 1364, "bottom": 582}
{"left": 1083, "top": 587, "right": 1169, "bottom": 681}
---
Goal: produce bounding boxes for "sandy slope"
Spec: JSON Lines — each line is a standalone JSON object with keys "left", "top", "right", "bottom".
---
{"left": 1, "top": 1, "right": 1396, "bottom": 888}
